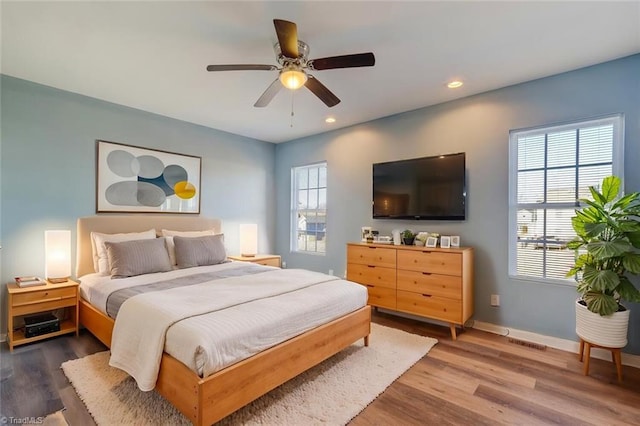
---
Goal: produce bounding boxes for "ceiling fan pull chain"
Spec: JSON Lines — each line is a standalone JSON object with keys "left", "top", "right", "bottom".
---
{"left": 290, "top": 90, "right": 295, "bottom": 127}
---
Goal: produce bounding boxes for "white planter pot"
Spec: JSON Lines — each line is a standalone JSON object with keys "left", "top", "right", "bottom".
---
{"left": 575, "top": 300, "right": 630, "bottom": 348}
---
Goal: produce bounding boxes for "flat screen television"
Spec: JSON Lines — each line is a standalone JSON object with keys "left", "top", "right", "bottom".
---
{"left": 373, "top": 152, "right": 466, "bottom": 220}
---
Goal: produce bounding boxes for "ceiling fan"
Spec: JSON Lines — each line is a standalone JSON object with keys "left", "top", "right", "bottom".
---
{"left": 206, "top": 19, "right": 375, "bottom": 108}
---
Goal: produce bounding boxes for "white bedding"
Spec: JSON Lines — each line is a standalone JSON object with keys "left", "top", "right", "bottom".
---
{"left": 79, "top": 262, "right": 367, "bottom": 391}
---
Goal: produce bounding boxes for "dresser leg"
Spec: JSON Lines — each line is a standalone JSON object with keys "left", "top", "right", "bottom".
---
{"left": 450, "top": 323, "right": 457, "bottom": 340}
{"left": 364, "top": 335, "right": 370, "bottom": 347}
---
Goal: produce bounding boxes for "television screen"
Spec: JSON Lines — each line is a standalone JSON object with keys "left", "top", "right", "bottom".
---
{"left": 373, "top": 152, "right": 466, "bottom": 220}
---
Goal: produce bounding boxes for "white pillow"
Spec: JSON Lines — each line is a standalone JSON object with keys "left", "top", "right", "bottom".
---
{"left": 161, "top": 229, "right": 216, "bottom": 265}
{"left": 90, "top": 229, "right": 156, "bottom": 275}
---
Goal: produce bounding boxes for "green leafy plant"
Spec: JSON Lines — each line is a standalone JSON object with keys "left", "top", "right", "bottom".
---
{"left": 567, "top": 176, "right": 640, "bottom": 316}
{"left": 401, "top": 229, "right": 416, "bottom": 239}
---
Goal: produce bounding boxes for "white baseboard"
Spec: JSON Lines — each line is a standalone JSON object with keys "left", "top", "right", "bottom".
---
{"left": 472, "top": 320, "right": 640, "bottom": 369}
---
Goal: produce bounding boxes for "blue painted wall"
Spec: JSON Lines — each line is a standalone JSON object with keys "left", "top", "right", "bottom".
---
{"left": 2, "top": 55, "right": 639, "bottom": 354}
{"left": 0, "top": 75, "right": 276, "bottom": 332}
{"left": 275, "top": 54, "right": 640, "bottom": 353}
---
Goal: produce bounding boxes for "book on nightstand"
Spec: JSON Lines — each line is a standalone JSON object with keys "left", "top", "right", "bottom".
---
{"left": 14, "top": 276, "right": 47, "bottom": 287}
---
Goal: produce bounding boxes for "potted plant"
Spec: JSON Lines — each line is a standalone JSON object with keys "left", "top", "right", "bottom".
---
{"left": 401, "top": 229, "right": 416, "bottom": 246}
{"left": 567, "top": 175, "right": 640, "bottom": 348}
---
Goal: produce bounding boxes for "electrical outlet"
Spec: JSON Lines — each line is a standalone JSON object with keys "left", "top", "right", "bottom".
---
{"left": 281, "top": 261, "right": 287, "bottom": 269}
{"left": 491, "top": 294, "right": 500, "bottom": 307}
{"left": 328, "top": 269, "right": 334, "bottom": 276}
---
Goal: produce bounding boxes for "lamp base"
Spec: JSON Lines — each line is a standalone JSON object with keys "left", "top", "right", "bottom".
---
{"left": 47, "top": 277, "right": 69, "bottom": 284}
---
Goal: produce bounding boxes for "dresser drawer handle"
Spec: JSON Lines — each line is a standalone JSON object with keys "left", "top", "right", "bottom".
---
{"left": 422, "top": 251, "right": 433, "bottom": 254}
{"left": 366, "top": 284, "right": 375, "bottom": 288}
{"left": 422, "top": 294, "right": 432, "bottom": 298}
{"left": 367, "top": 265, "right": 376, "bottom": 268}
{"left": 421, "top": 272, "right": 432, "bottom": 276}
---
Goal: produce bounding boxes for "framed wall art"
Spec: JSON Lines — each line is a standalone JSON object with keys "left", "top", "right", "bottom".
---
{"left": 96, "top": 140, "right": 201, "bottom": 214}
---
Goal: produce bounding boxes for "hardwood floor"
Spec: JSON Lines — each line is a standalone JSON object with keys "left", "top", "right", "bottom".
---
{"left": 1, "top": 310, "right": 638, "bottom": 425}
{"left": 0, "top": 331, "right": 104, "bottom": 425}
{"left": 354, "top": 311, "right": 640, "bottom": 426}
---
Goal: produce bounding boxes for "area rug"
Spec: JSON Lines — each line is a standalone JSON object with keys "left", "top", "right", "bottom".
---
{"left": 43, "top": 410, "right": 68, "bottom": 426}
{"left": 61, "top": 323, "right": 437, "bottom": 425}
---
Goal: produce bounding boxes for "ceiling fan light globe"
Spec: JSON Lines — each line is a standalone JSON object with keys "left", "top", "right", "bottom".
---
{"left": 280, "top": 69, "right": 307, "bottom": 90}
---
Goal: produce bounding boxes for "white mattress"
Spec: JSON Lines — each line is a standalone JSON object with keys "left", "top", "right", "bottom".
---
{"left": 79, "top": 263, "right": 367, "bottom": 382}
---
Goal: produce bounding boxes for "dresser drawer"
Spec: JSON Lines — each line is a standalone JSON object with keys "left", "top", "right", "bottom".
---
{"left": 12, "top": 286, "right": 77, "bottom": 307}
{"left": 397, "top": 290, "right": 462, "bottom": 323}
{"left": 397, "top": 250, "right": 461, "bottom": 276}
{"left": 347, "top": 245, "right": 396, "bottom": 268}
{"left": 347, "top": 263, "right": 396, "bottom": 289}
{"left": 397, "top": 270, "right": 461, "bottom": 300}
{"left": 361, "top": 284, "right": 396, "bottom": 310}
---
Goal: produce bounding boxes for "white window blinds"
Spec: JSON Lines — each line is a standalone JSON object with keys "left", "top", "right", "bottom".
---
{"left": 509, "top": 115, "right": 623, "bottom": 282}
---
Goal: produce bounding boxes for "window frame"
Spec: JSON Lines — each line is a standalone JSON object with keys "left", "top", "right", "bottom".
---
{"left": 508, "top": 114, "right": 624, "bottom": 285}
{"left": 290, "top": 161, "right": 327, "bottom": 255}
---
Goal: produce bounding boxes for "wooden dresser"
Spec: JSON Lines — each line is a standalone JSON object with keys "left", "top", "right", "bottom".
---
{"left": 347, "top": 242, "right": 473, "bottom": 339}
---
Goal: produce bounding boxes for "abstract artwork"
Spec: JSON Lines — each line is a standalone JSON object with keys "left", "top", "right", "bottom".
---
{"left": 96, "top": 140, "right": 201, "bottom": 213}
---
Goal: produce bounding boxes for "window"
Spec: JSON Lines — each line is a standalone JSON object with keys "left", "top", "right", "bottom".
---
{"left": 291, "top": 162, "right": 327, "bottom": 254}
{"left": 508, "top": 115, "right": 623, "bottom": 283}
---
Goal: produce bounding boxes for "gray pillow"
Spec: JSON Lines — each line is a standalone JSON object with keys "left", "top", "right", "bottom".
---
{"left": 173, "top": 234, "right": 227, "bottom": 269}
{"left": 105, "top": 238, "right": 172, "bottom": 278}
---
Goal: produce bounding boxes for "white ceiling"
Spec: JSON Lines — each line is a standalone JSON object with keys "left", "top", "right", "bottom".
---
{"left": 2, "top": 1, "right": 639, "bottom": 143}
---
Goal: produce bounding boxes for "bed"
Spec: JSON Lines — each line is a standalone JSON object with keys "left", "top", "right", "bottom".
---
{"left": 75, "top": 215, "right": 371, "bottom": 425}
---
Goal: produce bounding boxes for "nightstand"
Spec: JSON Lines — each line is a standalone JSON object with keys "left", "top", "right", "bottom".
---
{"left": 228, "top": 254, "right": 281, "bottom": 268}
{"left": 6, "top": 279, "right": 80, "bottom": 351}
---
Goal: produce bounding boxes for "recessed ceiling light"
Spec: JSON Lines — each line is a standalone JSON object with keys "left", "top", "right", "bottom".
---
{"left": 325, "top": 117, "right": 336, "bottom": 124}
{"left": 447, "top": 80, "right": 464, "bottom": 89}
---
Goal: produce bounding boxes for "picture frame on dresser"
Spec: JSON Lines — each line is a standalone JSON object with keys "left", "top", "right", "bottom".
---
{"left": 440, "top": 236, "right": 451, "bottom": 248}
{"left": 96, "top": 140, "right": 202, "bottom": 214}
{"left": 425, "top": 237, "right": 438, "bottom": 248}
{"left": 451, "top": 236, "right": 460, "bottom": 247}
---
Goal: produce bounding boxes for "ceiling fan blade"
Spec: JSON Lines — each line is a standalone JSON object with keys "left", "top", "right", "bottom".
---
{"left": 304, "top": 75, "right": 340, "bottom": 107}
{"left": 274, "top": 19, "right": 299, "bottom": 58}
{"left": 206, "top": 64, "right": 277, "bottom": 72}
{"left": 309, "top": 52, "right": 375, "bottom": 70}
{"left": 254, "top": 79, "right": 283, "bottom": 107}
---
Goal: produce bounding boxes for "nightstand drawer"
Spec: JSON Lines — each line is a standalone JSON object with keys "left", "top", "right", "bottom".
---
{"left": 12, "top": 286, "right": 77, "bottom": 307}
{"left": 255, "top": 258, "right": 281, "bottom": 267}
{"left": 227, "top": 255, "right": 281, "bottom": 268}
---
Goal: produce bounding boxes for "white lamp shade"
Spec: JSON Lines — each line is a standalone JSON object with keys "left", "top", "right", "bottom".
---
{"left": 45, "top": 230, "right": 71, "bottom": 280}
{"left": 239, "top": 224, "right": 258, "bottom": 257}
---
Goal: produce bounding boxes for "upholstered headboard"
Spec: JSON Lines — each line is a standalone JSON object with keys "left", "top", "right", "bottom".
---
{"left": 76, "top": 215, "right": 222, "bottom": 277}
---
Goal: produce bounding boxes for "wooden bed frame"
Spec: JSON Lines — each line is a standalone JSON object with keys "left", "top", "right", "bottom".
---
{"left": 75, "top": 215, "right": 371, "bottom": 425}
